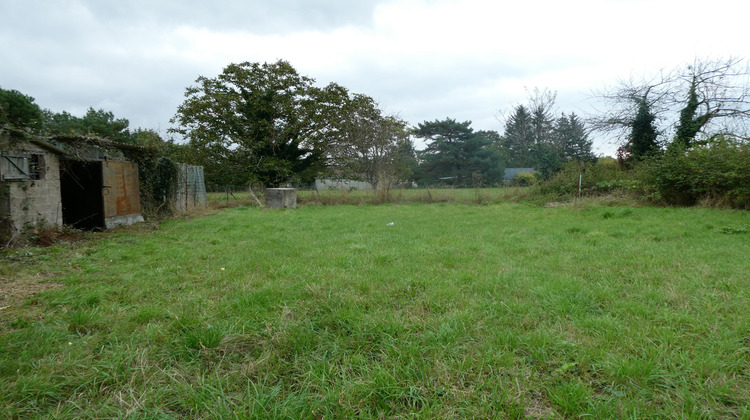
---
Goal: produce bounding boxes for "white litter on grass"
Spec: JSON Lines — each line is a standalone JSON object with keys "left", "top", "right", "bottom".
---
{"left": 387, "top": 222, "right": 395, "bottom": 226}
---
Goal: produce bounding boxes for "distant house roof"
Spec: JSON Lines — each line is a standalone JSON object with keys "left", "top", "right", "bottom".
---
{"left": 504, "top": 168, "right": 536, "bottom": 180}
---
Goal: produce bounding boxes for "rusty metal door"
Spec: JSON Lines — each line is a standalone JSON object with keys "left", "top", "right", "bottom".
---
{"left": 102, "top": 161, "right": 141, "bottom": 219}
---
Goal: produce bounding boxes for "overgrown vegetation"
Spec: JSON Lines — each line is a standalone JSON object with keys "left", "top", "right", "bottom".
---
{"left": 1, "top": 202, "right": 748, "bottom": 417}
{"left": 0, "top": 87, "right": 187, "bottom": 225}
{"left": 124, "top": 145, "right": 180, "bottom": 220}
{"left": 542, "top": 159, "right": 637, "bottom": 197}
{"left": 542, "top": 138, "right": 750, "bottom": 209}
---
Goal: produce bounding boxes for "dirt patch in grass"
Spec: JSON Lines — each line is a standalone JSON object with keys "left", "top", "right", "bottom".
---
{"left": 524, "top": 393, "right": 556, "bottom": 419}
{"left": 545, "top": 201, "right": 572, "bottom": 208}
{"left": 0, "top": 272, "right": 63, "bottom": 313}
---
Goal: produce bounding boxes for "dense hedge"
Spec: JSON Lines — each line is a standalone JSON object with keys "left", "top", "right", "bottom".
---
{"left": 640, "top": 137, "right": 750, "bottom": 208}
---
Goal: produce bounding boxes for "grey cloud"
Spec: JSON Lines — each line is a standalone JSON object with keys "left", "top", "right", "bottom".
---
{"left": 74, "top": 0, "right": 381, "bottom": 34}
{"left": 319, "top": 55, "right": 528, "bottom": 128}
{"left": 0, "top": 0, "right": 384, "bottom": 131}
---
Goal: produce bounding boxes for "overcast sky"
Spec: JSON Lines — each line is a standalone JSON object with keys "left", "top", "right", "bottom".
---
{"left": 1, "top": 0, "right": 748, "bottom": 155}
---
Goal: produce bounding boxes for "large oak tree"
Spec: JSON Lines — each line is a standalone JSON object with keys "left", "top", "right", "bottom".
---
{"left": 170, "top": 60, "right": 349, "bottom": 186}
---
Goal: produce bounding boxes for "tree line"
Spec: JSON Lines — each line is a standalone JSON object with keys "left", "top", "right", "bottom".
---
{"left": 0, "top": 60, "right": 592, "bottom": 189}
{"left": 2, "top": 57, "right": 748, "bottom": 194}
{"left": 167, "top": 60, "right": 596, "bottom": 188}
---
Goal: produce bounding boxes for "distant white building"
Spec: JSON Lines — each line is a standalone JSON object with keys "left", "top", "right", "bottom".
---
{"left": 314, "top": 178, "right": 373, "bottom": 190}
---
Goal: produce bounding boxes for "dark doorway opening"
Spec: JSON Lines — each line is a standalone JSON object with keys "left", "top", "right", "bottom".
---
{"left": 60, "top": 160, "right": 105, "bottom": 230}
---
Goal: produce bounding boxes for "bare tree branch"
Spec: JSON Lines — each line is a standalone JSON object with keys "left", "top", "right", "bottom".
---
{"left": 587, "top": 57, "right": 750, "bottom": 147}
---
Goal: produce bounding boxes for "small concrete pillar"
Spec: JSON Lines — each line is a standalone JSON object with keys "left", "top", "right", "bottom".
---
{"left": 266, "top": 188, "right": 297, "bottom": 209}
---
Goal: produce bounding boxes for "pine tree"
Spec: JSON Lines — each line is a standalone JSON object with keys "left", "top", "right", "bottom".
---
{"left": 628, "top": 97, "right": 660, "bottom": 159}
{"left": 0, "top": 87, "right": 44, "bottom": 137}
{"left": 415, "top": 118, "right": 503, "bottom": 185}
{"left": 502, "top": 105, "right": 535, "bottom": 167}
{"left": 554, "top": 113, "right": 594, "bottom": 161}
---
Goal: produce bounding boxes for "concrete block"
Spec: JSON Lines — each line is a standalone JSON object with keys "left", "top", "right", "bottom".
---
{"left": 266, "top": 188, "right": 297, "bottom": 209}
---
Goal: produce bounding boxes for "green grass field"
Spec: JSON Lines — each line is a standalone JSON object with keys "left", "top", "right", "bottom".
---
{"left": 1, "top": 200, "right": 749, "bottom": 418}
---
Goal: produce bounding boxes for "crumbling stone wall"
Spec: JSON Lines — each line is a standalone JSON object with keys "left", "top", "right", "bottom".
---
{"left": 266, "top": 188, "right": 297, "bottom": 209}
{"left": 1, "top": 151, "right": 63, "bottom": 242}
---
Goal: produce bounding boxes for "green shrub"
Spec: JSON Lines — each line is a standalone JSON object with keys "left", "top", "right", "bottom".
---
{"left": 638, "top": 136, "right": 750, "bottom": 208}
{"left": 511, "top": 171, "right": 539, "bottom": 186}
